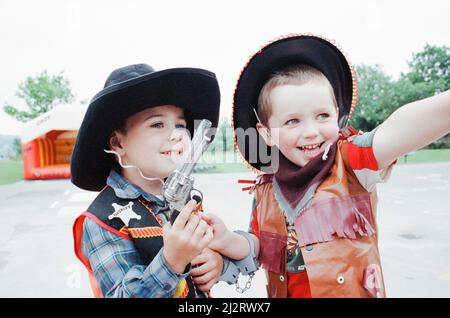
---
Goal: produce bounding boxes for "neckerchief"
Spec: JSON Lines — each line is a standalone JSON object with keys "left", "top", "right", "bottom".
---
{"left": 273, "top": 142, "right": 337, "bottom": 224}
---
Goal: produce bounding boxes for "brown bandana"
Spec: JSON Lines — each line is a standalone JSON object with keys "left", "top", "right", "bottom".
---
{"left": 274, "top": 142, "right": 337, "bottom": 210}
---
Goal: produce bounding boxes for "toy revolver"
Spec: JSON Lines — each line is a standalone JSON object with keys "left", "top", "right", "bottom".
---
{"left": 162, "top": 119, "right": 213, "bottom": 224}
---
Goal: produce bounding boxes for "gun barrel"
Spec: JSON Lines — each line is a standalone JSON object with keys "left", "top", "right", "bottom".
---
{"left": 162, "top": 119, "right": 213, "bottom": 216}
{"left": 176, "top": 119, "right": 212, "bottom": 176}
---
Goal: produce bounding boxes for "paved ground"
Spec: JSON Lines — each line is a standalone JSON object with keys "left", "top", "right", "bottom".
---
{"left": 0, "top": 162, "right": 449, "bottom": 298}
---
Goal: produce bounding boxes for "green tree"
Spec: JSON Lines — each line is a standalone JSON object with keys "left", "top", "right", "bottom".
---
{"left": 394, "top": 44, "right": 450, "bottom": 107}
{"left": 349, "top": 64, "right": 396, "bottom": 131}
{"left": 404, "top": 44, "right": 450, "bottom": 87}
{"left": 208, "top": 117, "right": 234, "bottom": 154}
{"left": 391, "top": 78, "right": 445, "bottom": 109}
{"left": 3, "top": 70, "right": 74, "bottom": 123}
{"left": 350, "top": 44, "right": 450, "bottom": 132}
{"left": 13, "top": 138, "right": 22, "bottom": 157}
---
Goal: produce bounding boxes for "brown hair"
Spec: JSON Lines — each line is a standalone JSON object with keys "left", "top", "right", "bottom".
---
{"left": 257, "top": 65, "right": 338, "bottom": 125}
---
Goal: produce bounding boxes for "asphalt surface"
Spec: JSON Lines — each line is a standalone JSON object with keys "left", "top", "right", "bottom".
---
{"left": 0, "top": 162, "right": 449, "bottom": 298}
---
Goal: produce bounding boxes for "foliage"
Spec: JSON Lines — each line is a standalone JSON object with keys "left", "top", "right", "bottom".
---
{"left": 3, "top": 70, "right": 74, "bottom": 123}
{"left": 350, "top": 64, "right": 396, "bottom": 131}
{"left": 404, "top": 44, "right": 450, "bottom": 87}
{"left": 208, "top": 117, "right": 234, "bottom": 153}
{"left": 350, "top": 44, "right": 450, "bottom": 132}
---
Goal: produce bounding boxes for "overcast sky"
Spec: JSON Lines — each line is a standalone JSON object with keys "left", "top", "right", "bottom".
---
{"left": 1, "top": 0, "right": 449, "bottom": 136}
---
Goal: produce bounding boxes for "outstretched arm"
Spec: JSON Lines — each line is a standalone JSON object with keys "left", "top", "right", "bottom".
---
{"left": 373, "top": 90, "right": 450, "bottom": 169}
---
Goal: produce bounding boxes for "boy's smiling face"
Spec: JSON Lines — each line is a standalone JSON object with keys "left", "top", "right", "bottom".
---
{"left": 111, "top": 105, "right": 191, "bottom": 179}
{"left": 257, "top": 82, "right": 340, "bottom": 167}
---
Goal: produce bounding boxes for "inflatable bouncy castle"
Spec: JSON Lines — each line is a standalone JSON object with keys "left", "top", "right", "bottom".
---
{"left": 21, "top": 105, "right": 87, "bottom": 180}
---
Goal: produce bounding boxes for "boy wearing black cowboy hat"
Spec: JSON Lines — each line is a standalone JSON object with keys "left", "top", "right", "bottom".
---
{"left": 72, "top": 64, "right": 225, "bottom": 298}
{"left": 203, "top": 34, "right": 450, "bottom": 297}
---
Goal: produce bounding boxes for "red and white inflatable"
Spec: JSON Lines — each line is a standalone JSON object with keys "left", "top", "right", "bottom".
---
{"left": 21, "top": 105, "right": 87, "bottom": 180}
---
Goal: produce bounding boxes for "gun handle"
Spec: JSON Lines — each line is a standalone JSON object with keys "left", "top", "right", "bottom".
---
{"left": 169, "top": 195, "right": 203, "bottom": 225}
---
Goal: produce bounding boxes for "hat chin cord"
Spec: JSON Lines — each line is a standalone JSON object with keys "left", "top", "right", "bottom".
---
{"left": 104, "top": 149, "right": 164, "bottom": 184}
{"left": 321, "top": 141, "right": 332, "bottom": 161}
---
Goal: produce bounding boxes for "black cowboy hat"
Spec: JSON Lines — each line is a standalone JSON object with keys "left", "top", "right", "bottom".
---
{"left": 232, "top": 34, "right": 357, "bottom": 172}
{"left": 71, "top": 64, "right": 220, "bottom": 191}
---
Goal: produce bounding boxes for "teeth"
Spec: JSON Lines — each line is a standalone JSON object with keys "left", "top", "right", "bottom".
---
{"left": 301, "top": 143, "right": 322, "bottom": 150}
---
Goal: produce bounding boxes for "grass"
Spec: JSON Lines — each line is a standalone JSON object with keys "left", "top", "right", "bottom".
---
{"left": 195, "top": 148, "right": 450, "bottom": 173}
{"left": 0, "top": 149, "right": 448, "bottom": 185}
{"left": 0, "top": 160, "right": 23, "bottom": 185}
{"left": 397, "top": 149, "right": 450, "bottom": 164}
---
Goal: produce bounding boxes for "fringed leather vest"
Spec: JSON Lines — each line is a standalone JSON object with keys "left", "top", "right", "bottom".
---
{"left": 253, "top": 140, "right": 385, "bottom": 298}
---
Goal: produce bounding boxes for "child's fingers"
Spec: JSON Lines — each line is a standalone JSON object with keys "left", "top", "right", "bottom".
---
{"left": 172, "top": 200, "right": 197, "bottom": 230}
{"left": 192, "top": 220, "right": 209, "bottom": 241}
{"left": 192, "top": 271, "right": 214, "bottom": 285}
{"left": 199, "top": 227, "right": 214, "bottom": 249}
{"left": 191, "top": 261, "right": 209, "bottom": 277}
{"left": 191, "top": 252, "right": 208, "bottom": 268}
{"left": 201, "top": 213, "right": 218, "bottom": 225}
{"left": 184, "top": 214, "right": 202, "bottom": 234}
{"left": 196, "top": 281, "right": 215, "bottom": 292}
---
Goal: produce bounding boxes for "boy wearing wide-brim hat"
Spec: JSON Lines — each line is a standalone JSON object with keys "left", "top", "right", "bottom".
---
{"left": 72, "top": 64, "right": 223, "bottom": 298}
{"left": 203, "top": 34, "right": 450, "bottom": 297}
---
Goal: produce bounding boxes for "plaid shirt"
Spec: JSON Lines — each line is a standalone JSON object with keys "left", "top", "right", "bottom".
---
{"left": 81, "top": 170, "right": 190, "bottom": 298}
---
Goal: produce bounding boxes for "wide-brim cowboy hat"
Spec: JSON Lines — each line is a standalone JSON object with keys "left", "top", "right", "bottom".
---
{"left": 71, "top": 64, "right": 220, "bottom": 191}
{"left": 232, "top": 33, "right": 357, "bottom": 172}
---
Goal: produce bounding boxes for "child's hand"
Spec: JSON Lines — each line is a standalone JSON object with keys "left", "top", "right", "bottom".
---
{"left": 201, "top": 213, "right": 231, "bottom": 253}
{"left": 203, "top": 213, "right": 259, "bottom": 260}
{"left": 191, "top": 248, "right": 223, "bottom": 292}
{"left": 163, "top": 200, "right": 213, "bottom": 274}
